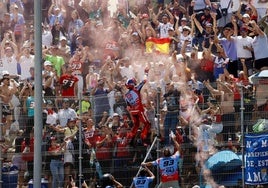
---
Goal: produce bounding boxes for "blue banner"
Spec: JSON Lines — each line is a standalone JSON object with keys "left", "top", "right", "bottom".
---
{"left": 245, "top": 133, "right": 268, "bottom": 185}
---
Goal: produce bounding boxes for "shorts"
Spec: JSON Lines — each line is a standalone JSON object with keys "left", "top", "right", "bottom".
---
{"left": 255, "top": 57, "right": 268, "bottom": 70}
{"left": 158, "top": 180, "right": 180, "bottom": 188}
{"left": 2, "top": 104, "right": 12, "bottom": 116}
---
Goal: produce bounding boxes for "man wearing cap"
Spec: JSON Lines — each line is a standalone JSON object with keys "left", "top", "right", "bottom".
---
{"left": 42, "top": 60, "right": 57, "bottom": 98}
{"left": 44, "top": 45, "right": 65, "bottom": 77}
{"left": 192, "top": 12, "right": 216, "bottom": 49}
{"left": 192, "top": 4, "right": 222, "bottom": 50}
{"left": 232, "top": 22, "right": 254, "bottom": 76}
{"left": 152, "top": 7, "right": 174, "bottom": 38}
{"left": 142, "top": 134, "right": 181, "bottom": 188}
{"left": 48, "top": 3, "right": 65, "bottom": 27}
{"left": 58, "top": 36, "right": 71, "bottom": 63}
{"left": 57, "top": 98, "right": 77, "bottom": 127}
{"left": 177, "top": 25, "right": 193, "bottom": 53}
{"left": 215, "top": 20, "right": 239, "bottom": 77}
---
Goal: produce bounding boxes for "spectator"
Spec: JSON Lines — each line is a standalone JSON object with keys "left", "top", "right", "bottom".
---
{"left": 42, "top": 60, "right": 57, "bottom": 99}
{"left": 163, "top": 80, "right": 180, "bottom": 146}
{"left": 0, "top": 71, "right": 18, "bottom": 141}
{"left": 48, "top": 3, "right": 65, "bottom": 28}
{"left": 95, "top": 126, "right": 114, "bottom": 175}
{"left": 69, "top": 49, "right": 85, "bottom": 95}
{"left": 192, "top": 0, "right": 211, "bottom": 13}
{"left": 233, "top": 23, "right": 254, "bottom": 76}
{"left": 152, "top": 7, "right": 174, "bottom": 38}
{"left": 44, "top": 45, "right": 66, "bottom": 77}
{"left": 124, "top": 77, "right": 151, "bottom": 141}
{"left": 42, "top": 23, "right": 53, "bottom": 48}
{"left": 203, "top": 79, "right": 235, "bottom": 143}
{"left": 48, "top": 136, "right": 64, "bottom": 188}
{"left": 56, "top": 98, "right": 77, "bottom": 127}
{"left": 142, "top": 133, "right": 181, "bottom": 188}
{"left": 68, "top": 9, "right": 84, "bottom": 53}
{"left": 99, "top": 173, "right": 123, "bottom": 188}
{"left": 250, "top": 20, "right": 268, "bottom": 71}
{"left": 218, "top": 0, "right": 233, "bottom": 29}
{"left": 10, "top": 3, "right": 25, "bottom": 48}
{"left": 0, "top": 31, "right": 19, "bottom": 76}
{"left": 0, "top": 13, "right": 13, "bottom": 41}
{"left": 215, "top": 20, "right": 239, "bottom": 77}
{"left": 58, "top": 36, "right": 71, "bottom": 63}
{"left": 17, "top": 46, "right": 34, "bottom": 80}
{"left": 59, "top": 64, "right": 79, "bottom": 98}
{"left": 132, "top": 165, "right": 155, "bottom": 188}
{"left": 90, "top": 77, "right": 113, "bottom": 124}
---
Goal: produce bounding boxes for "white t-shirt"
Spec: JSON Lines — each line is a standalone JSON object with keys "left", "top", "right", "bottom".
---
{"left": 42, "top": 30, "right": 53, "bottom": 48}
{"left": 0, "top": 55, "right": 18, "bottom": 76}
{"left": 252, "top": 34, "right": 268, "bottom": 60}
{"left": 19, "top": 54, "right": 34, "bottom": 80}
{"left": 234, "top": 36, "right": 253, "bottom": 58}
{"left": 158, "top": 22, "right": 173, "bottom": 38}
{"left": 119, "top": 65, "right": 135, "bottom": 79}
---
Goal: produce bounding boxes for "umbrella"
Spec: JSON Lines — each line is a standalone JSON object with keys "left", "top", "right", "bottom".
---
{"left": 205, "top": 150, "right": 242, "bottom": 186}
{"left": 249, "top": 70, "right": 268, "bottom": 84}
{"left": 248, "top": 70, "right": 268, "bottom": 106}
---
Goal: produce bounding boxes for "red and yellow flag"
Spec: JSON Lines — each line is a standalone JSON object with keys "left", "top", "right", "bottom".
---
{"left": 145, "top": 37, "right": 171, "bottom": 54}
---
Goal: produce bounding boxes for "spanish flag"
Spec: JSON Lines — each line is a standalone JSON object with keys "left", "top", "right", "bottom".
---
{"left": 145, "top": 37, "right": 171, "bottom": 54}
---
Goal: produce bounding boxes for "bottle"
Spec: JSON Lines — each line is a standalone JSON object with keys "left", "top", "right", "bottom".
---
{"left": 227, "top": 133, "right": 233, "bottom": 150}
{"left": 89, "top": 149, "right": 95, "bottom": 166}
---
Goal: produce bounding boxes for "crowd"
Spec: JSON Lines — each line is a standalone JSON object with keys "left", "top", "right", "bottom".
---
{"left": 0, "top": 0, "right": 268, "bottom": 187}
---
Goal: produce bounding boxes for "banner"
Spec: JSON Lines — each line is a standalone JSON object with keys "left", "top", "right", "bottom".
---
{"left": 145, "top": 37, "right": 171, "bottom": 54}
{"left": 245, "top": 133, "right": 268, "bottom": 185}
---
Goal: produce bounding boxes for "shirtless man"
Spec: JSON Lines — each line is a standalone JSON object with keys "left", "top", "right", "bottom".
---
{"left": 0, "top": 71, "right": 18, "bottom": 140}
{"left": 203, "top": 79, "right": 235, "bottom": 144}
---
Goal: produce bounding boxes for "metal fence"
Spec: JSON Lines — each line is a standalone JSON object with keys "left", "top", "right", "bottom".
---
{"left": 0, "top": 90, "right": 268, "bottom": 188}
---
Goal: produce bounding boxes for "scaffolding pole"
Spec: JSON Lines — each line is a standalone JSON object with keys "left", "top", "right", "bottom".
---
{"left": 0, "top": 99, "right": 3, "bottom": 188}
{"left": 129, "top": 136, "right": 159, "bottom": 188}
{"left": 239, "top": 83, "right": 245, "bottom": 188}
{"left": 33, "top": 0, "right": 43, "bottom": 187}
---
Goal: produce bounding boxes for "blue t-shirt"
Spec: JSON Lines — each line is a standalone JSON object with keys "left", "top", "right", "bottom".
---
{"left": 26, "top": 96, "right": 34, "bottom": 117}
{"left": 133, "top": 176, "right": 154, "bottom": 188}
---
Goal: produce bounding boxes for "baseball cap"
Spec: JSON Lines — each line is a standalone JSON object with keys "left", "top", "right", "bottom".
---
{"left": 182, "top": 26, "right": 191, "bottom": 31}
{"left": 132, "top": 32, "right": 139, "bottom": 36}
{"left": 60, "top": 36, "right": 67, "bottom": 41}
{"left": 63, "top": 98, "right": 70, "bottom": 102}
{"left": 205, "top": 22, "right": 213, "bottom": 27}
{"left": 242, "top": 14, "right": 250, "bottom": 18}
{"left": 204, "top": 5, "right": 211, "bottom": 10}
{"left": 181, "top": 17, "right": 187, "bottom": 22}
{"left": 67, "top": 118, "right": 76, "bottom": 122}
{"left": 168, "top": 27, "right": 174, "bottom": 31}
{"left": 113, "top": 113, "right": 119, "bottom": 117}
{"left": 44, "top": 60, "right": 52, "bottom": 66}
